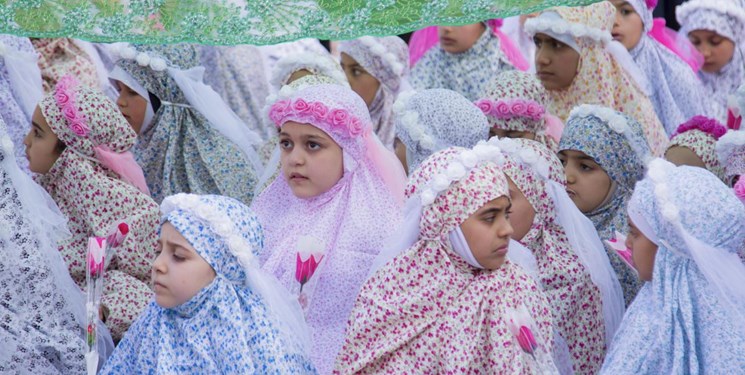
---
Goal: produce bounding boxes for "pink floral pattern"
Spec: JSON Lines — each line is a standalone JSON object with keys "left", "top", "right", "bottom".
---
{"left": 668, "top": 119, "right": 727, "bottom": 182}
{"left": 53, "top": 76, "right": 90, "bottom": 138}
{"left": 32, "top": 38, "right": 100, "bottom": 93}
{"left": 476, "top": 98, "right": 545, "bottom": 121}
{"left": 34, "top": 86, "right": 160, "bottom": 341}
{"left": 269, "top": 98, "right": 368, "bottom": 139}
{"left": 502, "top": 139, "right": 606, "bottom": 375}
{"left": 334, "top": 147, "right": 556, "bottom": 374}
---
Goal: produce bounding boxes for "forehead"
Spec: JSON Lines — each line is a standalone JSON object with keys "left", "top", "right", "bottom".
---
{"left": 340, "top": 53, "right": 359, "bottom": 65}
{"left": 559, "top": 149, "right": 596, "bottom": 161}
{"left": 688, "top": 29, "right": 723, "bottom": 39}
{"left": 280, "top": 121, "right": 332, "bottom": 139}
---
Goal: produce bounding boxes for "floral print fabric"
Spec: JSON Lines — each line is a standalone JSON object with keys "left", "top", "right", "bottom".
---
{"left": 32, "top": 38, "right": 100, "bottom": 93}
{"left": 0, "top": 35, "right": 36, "bottom": 172}
{"left": 668, "top": 128, "right": 726, "bottom": 182}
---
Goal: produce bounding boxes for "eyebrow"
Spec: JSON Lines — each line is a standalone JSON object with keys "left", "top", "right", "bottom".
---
{"left": 279, "top": 131, "right": 327, "bottom": 142}
{"left": 480, "top": 203, "right": 512, "bottom": 215}
{"left": 31, "top": 121, "right": 43, "bottom": 132}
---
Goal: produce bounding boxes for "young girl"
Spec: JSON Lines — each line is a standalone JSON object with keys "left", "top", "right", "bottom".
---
{"left": 109, "top": 43, "right": 264, "bottom": 204}
{"left": 559, "top": 104, "right": 652, "bottom": 304}
{"left": 525, "top": 2, "right": 668, "bottom": 156}
{"left": 334, "top": 146, "right": 560, "bottom": 374}
{"left": 677, "top": 0, "right": 745, "bottom": 122}
{"left": 716, "top": 130, "right": 745, "bottom": 202}
{"left": 102, "top": 194, "right": 316, "bottom": 374}
{"left": 0, "top": 119, "right": 113, "bottom": 373}
{"left": 24, "top": 76, "right": 160, "bottom": 341}
{"left": 495, "top": 137, "right": 624, "bottom": 374}
{"left": 339, "top": 36, "right": 409, "bottom": 150}
{"left": 394, "top": 88, "right": 490, "bottom": 173}
{"left": 252, "top": 83, "right": 406, "bottom": 373}
{"left": 610, "top": 0, "right": 706, "bottom": 135}
{"left": 600, "top": 159, "right": 745, "bottom": 373}
{"left": 476, "top": 70, "right": 562, "bottom": 152}
{"left": 409, "top": 21, "right": 527, "bottom": 100}
{"left": 665, "top": 115, "right": 728, "bottom": 183}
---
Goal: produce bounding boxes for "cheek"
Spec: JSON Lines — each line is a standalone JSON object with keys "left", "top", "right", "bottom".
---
{"left": 714, "top": 42, "right": 736, "bottom": 63}
{"left": 309, "top": 150, "right": 344, "bottom": 188}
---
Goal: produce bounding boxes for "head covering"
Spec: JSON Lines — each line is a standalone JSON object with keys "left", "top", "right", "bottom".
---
{"left": 525, "top": 2, "right": 668, "bottom": 156}
{"left": 111, "top": 43, "right": 263, "bottom": 204}
{"left": 269, "top": 51, "right": 348, "bottom": 92}
{"left": 496, "top": 137, "right": 625, "bottom": 374}
{"left": 101, "top": 194, "right": 316, "bottom": 374}
{"left": 625, "top": 0, "right": 708, "bottom": 135}
{"left": 32, "top": 38, "right": 100, "bottom": 93}
{"left": 335, "top": 146, "right": 559, "bottom": 374}
{"left": 667, "top": 115, "right": 728, "bottom": 182}
{"left": 409, "top": 24, "right": 521, "bottom": 101}
{"left": 0, "top": 36, "right": 42, "bottom": 172}
{"left": 601, "top": 160, "right": 745, "bottom": 374}
{"left": 476, "top": 70, "right": 561, "bottom": 152}
{"left": 677, "top": 0, "right": 745, "bottom": 122}
{"left": 560, "top": 105, "right": 652, "bottom": 304}
{"left": 339, "top": 36, "right": 410, "bottom": 149}
{"left": 394, "top": 88, "right": 490, "bottom": 172}
{"left": 252, "top": 83, "right": 406, "bottom": 374}
{"left": 716, "top": 129, "right": 745, "bottom": 190}
{"left": 0, "top": 119, "right": 113, "bottom": 373}
{"left": 34, "top": 80, "right": 161, "bottom": 341}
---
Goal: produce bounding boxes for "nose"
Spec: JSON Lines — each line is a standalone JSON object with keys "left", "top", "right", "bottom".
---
{"left": 287, "top": 147, "right": 305, "bottom": 167}
{"left": 564, "top": 165, "right": 576, "bottom": 185}
{"left": 151, "top": 251, "right": 167, "bottom": 275}
{"left": 23, "top": 129, "right": 32, "bottom": 147}
{"left": 698, "top": 44, "right": 711, "bottom": 58}
{"left": 624, "top": 235, "right": 633, "bottom": 252}
{"left": 116, "top": 94, "right": 127, "bottom": 109}
{"left": 535, "top": 47, "right": 550, "bottom": 68}
{"left": 498, "top": 215, "right": 514, "bottom": 238}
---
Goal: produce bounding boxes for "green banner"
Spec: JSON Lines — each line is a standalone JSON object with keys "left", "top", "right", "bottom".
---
{"left": 0, "top": 0, "right": 599, "bottom": 45}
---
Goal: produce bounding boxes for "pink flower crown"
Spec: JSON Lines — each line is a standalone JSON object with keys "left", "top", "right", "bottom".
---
{"left": 674, "top": 115, "right": 727, "bottom": 140}
{"left": 268, "top": 98, "right": 367, "bottom": 138}
{"left": 54, "top": 75, "right": 90, "bottom": 138}
{"left": 474, "top": 98, "right": 545, "bottom": 122}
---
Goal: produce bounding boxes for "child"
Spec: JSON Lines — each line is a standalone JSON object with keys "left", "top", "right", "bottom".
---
{"left": 665, "top": 115, "right": 728, "bottom": 182}
{"left": 495, "top": 137, "right": 624, "bottom": 374}
{"left": 716, "top": 130, "right": 745, "bottom": 201}
{"left": 334, "top": 146, "right": 560, "bottom": 374}
{"left": 0, "top": 119, "right": 113, "bottom": 373}
{"left": 252, "top": 83, "right": 406, "bottom": 373}
{"left": 102, "top": 194, "right": 316, "bottom": 374}
{"left": 525, "top": 2, "right": 668, "bottom": 156}
{"left": 476, "top": 70, "right": 562, "bottom": 152}
{"left": 610, "top": 0, "right": 706, "bottom": 134}
{"left": 677, "top": 0, "right": 745, "bottom": 122}
{"left": 559, "top": 104, "right": 652, "bottom": 304}
{"left": 339, "top": 36, "right": 409, "bottom": 149}
{"left": 600, "top": 160, "right": 745, "bottom": 373}
{"left": 24, "top": 76, "right": 160, "bottom": 341}
{"left": 394, "top": 88, "right": 490, "bottom": 173}
{"left": 109, "top": 43, "right": 264, "bottom": 204}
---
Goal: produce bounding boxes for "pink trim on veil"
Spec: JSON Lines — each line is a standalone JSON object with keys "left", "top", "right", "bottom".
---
{"left": 648, "top": 18, "right": 703, "bottom": 73}
{"left": 93, "top": 145, "right": 151, "bottom": 195}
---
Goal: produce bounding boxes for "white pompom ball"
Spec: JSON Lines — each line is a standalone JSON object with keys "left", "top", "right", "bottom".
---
{"left": 136, "top": 52, "right": 151, "bottom": 67}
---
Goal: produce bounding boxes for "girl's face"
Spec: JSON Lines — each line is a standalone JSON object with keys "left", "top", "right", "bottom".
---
{"left": 438, "top": 23, "right": 486, "bottom": 54}
{"left": 114, "top": 80, "right": 148, "bottom": 135}
{"left": 559, "top": 150, "right": 613, "bottom": 213}
{"left": 340, "top": 53, "right": 381, "bottom": 108}
{"left": 626, "top": 216, "right": 658, "bottom": 282}
{"left": 279, "top": 121, "right": 344, "bottom": 199}
{"left": 460, "top": 196, "right": 514, "bottom": 270}
{"left": 23, "top": 106, "right": 62, "bottom": 174}
{"left": 665, "top": 146, "right": 706, "bottom": 168}
{"left": 506, "top": 176, "right": 536, "bottom": 241}
{"left": 534, "top": 33, "right": 581, "bottom": 91}
{"left": 152, "top": 222, "right": 216, "bottom": 309}
{"left": 688, "top": 29, "right": 736, "bottom": 73}
{"left": 489, "top": 128, "right": 536, "bottom": 141}
{"left": 611, "top": 0, "right": 644, "bottom": 51}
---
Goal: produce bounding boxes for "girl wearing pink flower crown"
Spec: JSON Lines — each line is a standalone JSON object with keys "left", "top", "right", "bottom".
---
{"left": 23, "top": 75, "right": 160, "bottom": 341}
{"left": 666, "top": 115, "right": 729, "bottom": 183}
{"left": 252, "top": 83, "right": 406, "bottom": 374}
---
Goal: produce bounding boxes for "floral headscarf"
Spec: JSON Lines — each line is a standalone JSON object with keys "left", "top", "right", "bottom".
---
{"left": 334, "top": 146, "right": 557, "bottom": 374}
{"left": 339, "top": 36, "right": 410, "bottom": 149}
{"left": 102, "top": 194, "right": 316, "bottom": 374}
{"left": 601, "top": 162, "right": 745, "bottom": 374}
{"left": 667, "top": 115, "right": 728, "bottom": 182}
{"left": 32, "top": 38, "right": 100, "bottom": 93}
{"left": 34, "top": 82, "right": 160, "bottom": 341}
{"left": 476, "top": 70, "right": 559, "bottom": 152}
{"left": 525, "top": 2, "right": 668, "bottom": 156}
{"left": 716, "top": 130, "right": 745, "bottom": 186}
{"left": 252, "top": 84, "right": 405, "bottom": 374}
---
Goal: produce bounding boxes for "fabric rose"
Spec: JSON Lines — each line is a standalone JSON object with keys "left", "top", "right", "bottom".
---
{"left": 311, "top": 102, "right": 329, "bottom": 120}
{"left": 269, "top": 100, "right": 291, "bottom": 127}
{"left": 495, "top": 101, "right": 511, "bottom": 117}
{"left": 292, "top": 99, "right": 311, "bottom": 114}
{"left": 55, "top": 91, "right": 71, "bottom": 106}
{"left": 329, "top": 109, "right": 350, "bottom": 129}
{"left": 510, "top": 101, "right": 527, "bottom": 117}
{"left": 526, "top": 103, "right": 542, "bottom": 118}
{"left": 476, "top": 100, "right": 494, "bottom": 115}
{"left": 349, "top": 117, "right": 364, "bottom": 137}
{"left": 69, "top": 122, "right": 90, "bottom": 138}
{"left": 62, "top": 106, "right": 81, "bottom": 122}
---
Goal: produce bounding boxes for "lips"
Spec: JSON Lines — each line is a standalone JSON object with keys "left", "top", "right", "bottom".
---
{"left": 494, "top": 244, "right": 509, "bottom": 256}
{"left": 153, "top": 281, "right": 167, "bottom": 291}
{"left": 289, "top": 172, "right": 308, "bottom": 182}
{"left": 566, "top": 188, "right": 576, "bottom": 198}
{"left": 440, "top": 37, "right": 456, "bottom": 45}
{"left": 536, "top": 71, "right": 554, "bottom": 79}
{"left": 611, "top": 33, "right": 622, "bottom": 41}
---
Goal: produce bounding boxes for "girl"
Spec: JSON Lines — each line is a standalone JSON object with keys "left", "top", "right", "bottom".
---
{"left": 601, "top": 160, "right": 745, "bottom": 373}
{"left": 102, "top": 194, "right": 316, "bottom": 374}
{"left": 409, "top": 21, "right": 528, "bottom": 100}
{"left": 110, "top": 43, "right": 264, "bottom": 204}
{"left": 394, "top": 88, "right": 490, "bottom": 173}
{"left": 610, "top": 0, "right": 706, "bottom": 135}
{"left": 525, "top": 2, "right": 668, "bottom": 156}
{"left": 334, "top": 146, "right": 560, "bottom": 374}
{"left": 716, "top": 130, "right": 745, "bottom": 202}
{"left": 252, "top": 83, "right": 406, "bottom": 373}
{"left": 476, "top": 70, "right": 562, "bottom": 152}
{"left": 339, "top": 36, "right": 409, "bottom": 150}
{"left": 558, "top": 104, "right": 652, "bottom": 304}
{"left": 24, "top": 76, "right": 160, "bottom": 340}
{"left": 495, "top": 137, "right": 624, "bottom": 374}
{"left": 0, "top": 119, "right": 113, "bottom": 373}
{"left": 677, "top": 0, "right": 745, "bottom": 122}
{"left": 665, "top": 115, "right": 728, "bottom": 183}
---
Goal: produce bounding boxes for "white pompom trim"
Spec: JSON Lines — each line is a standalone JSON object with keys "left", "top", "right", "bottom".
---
{"left": 116, "top": 43, "right": 169, "bottom": 72}
{"left": 269, "top": 51, "right": 349, "bottom": 90}
{"left": 393, "top": 90, "right": 438, "bottom": 151}
{"left": 716, "top": 130, "right": 745, "bottom": 165}
{"left": 676, "top": 0, "right": 745, "bottom": 29}
{"left": 490, "top": 137, "right": 551, "bottom": 180}
{"left": 524, "top": 16, "right": 612, "bottom": 45}
{"left": 357, "top": 36, "right": 406, "bottom": 76}
{"left": 568, "top": 104, "right": 651, "bottom": 164}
